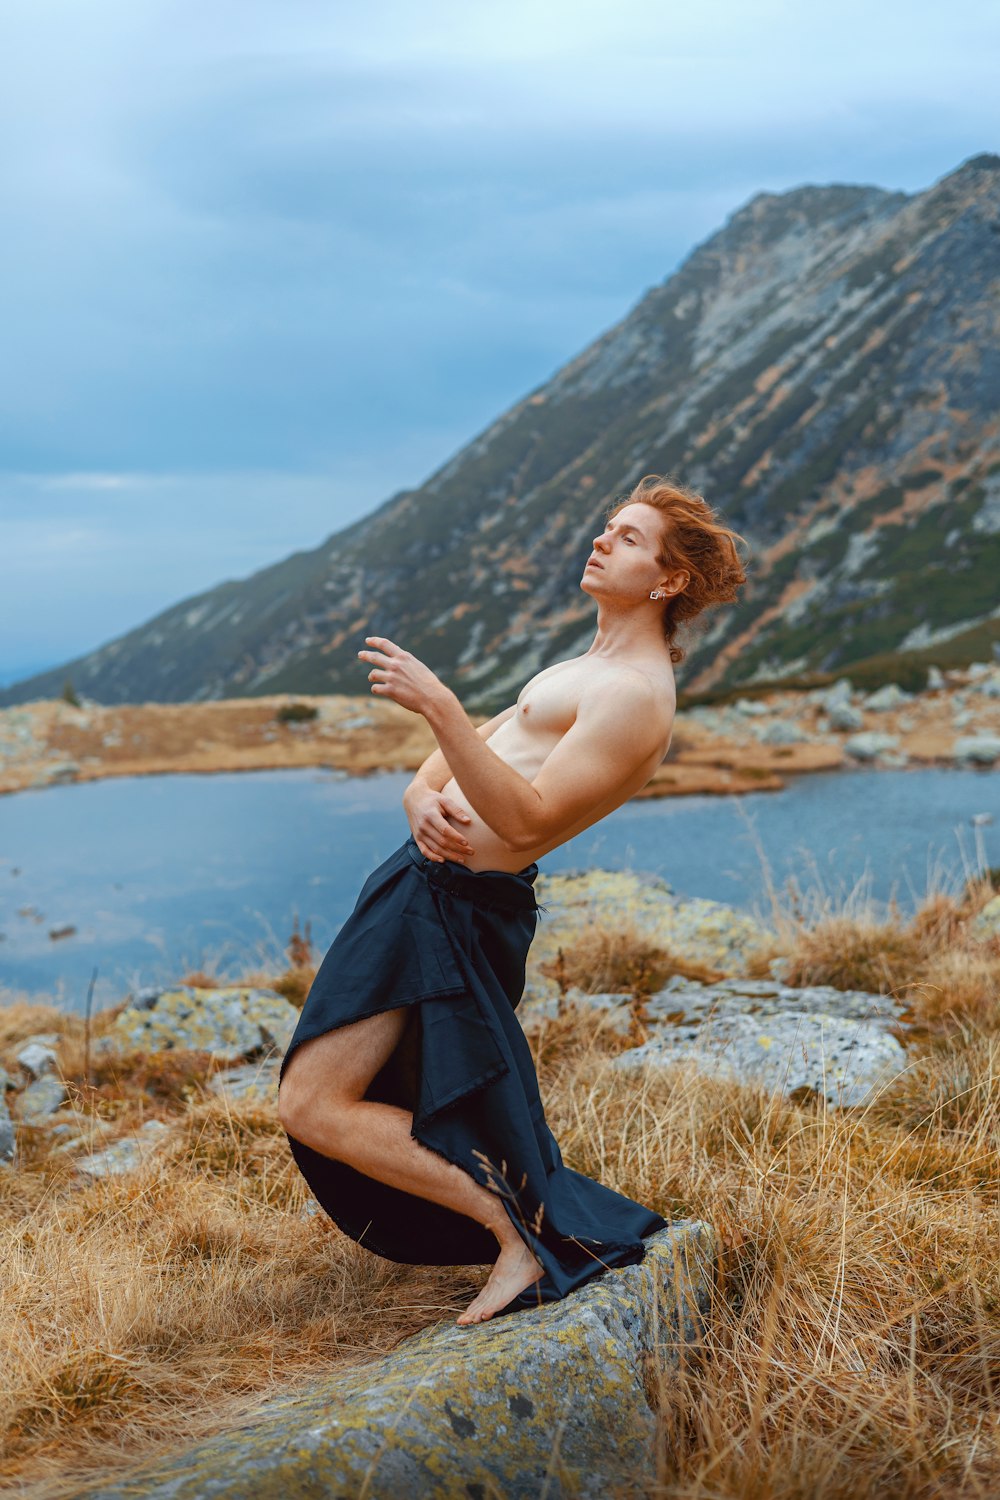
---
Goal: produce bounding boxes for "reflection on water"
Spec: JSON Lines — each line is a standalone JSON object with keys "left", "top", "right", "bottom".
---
{"left": 0, "top": 765, "right": 995, "bottom": 1013}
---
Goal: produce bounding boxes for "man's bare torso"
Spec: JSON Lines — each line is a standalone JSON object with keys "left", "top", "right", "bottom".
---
{"left": 438, "top": 653, "right": 676, "bottom": 873}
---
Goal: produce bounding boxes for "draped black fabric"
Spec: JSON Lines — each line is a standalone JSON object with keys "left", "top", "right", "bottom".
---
{"left": 279, "top": 835, "right": 666, "bottom": 1317}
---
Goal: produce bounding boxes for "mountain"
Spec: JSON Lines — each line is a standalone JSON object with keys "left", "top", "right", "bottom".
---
{"left": 5, "top": 152, "right": 1000, "bottom": 714}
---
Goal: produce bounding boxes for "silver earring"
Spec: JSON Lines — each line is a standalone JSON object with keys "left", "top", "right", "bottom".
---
{"left": 649, "top": 590, "right": 662, "bottom": 600}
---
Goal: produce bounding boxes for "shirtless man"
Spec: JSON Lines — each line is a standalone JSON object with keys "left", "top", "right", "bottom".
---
{"left": 392, "top": 497, "right": 686, "bottom": 878}
{"left": 280, "top": 494, "right": 699, "bottom": 1324}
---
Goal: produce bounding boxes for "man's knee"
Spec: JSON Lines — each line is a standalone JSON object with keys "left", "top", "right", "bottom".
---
{"left": 277, "top": 1077, "right": 305, "bottom": 1134}
{"left": 277, "top": 1030, "right": 355, "bottom": 1135}
{"left": 278, "top": 1080, "right": 356, "bottom": 1156}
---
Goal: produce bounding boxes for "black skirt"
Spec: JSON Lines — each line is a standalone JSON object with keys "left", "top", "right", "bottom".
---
{"left": 279, "top": 834, "right": 667, "bottom": 1317}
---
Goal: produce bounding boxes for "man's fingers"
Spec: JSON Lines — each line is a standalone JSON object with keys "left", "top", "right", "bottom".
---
{"left": 433, "top": 818, "right": 473, "bottom": 854}
{"left": 418, "top": 820, "right": 474, "bottom": 860}
{"left": 441, "top": 798, "right": 472, "bottom": 822}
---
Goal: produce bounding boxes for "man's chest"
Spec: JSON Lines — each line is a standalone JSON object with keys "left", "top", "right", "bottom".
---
{"left": 514, "top": 663, "right": 594, "bottom": 737}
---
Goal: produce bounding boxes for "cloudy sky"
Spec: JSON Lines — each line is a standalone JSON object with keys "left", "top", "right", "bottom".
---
{"left": 2, "top": 0, "right": 997, "bottom": 684}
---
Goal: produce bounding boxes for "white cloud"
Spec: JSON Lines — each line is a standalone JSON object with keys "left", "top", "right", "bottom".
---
{"left": 41, "top": 473, "right": 144, "bottom": 492}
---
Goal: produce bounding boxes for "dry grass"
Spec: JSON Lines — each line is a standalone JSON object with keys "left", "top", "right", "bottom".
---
{"left": 521, "top": 865, "right": 1000, "bottom": 1497}
{"left": 540, "top": 919, "right": 726, "bottom": 1000}
{"left": 2, "top": 858, "right": 1000, "bottom": 1496}
{"left": 0, "top": 1081, "right": 488, "bottom": 1493}
{"left": 763, "top": 868, "right": 1000, "bottom": 1054}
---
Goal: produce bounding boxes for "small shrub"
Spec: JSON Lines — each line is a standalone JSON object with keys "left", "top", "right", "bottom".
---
{"left": 273, "top": 967, "right": 313, "bottom": 1008}
{"left": 780, "top": 914, "right": 927, "bottom": 995}
{"left": 60, "top": 1047, "right": 221, "bottom": 1118}
{"left": 287, "top": 916, "right": 314, "bottom": 969}
{"left": 61, "top": 678, "right": 81, "bottom": 707}
{"left": 272, "top": 917, "right": 317, "bottom": 1007}
{"left": 275, "top": 702, "right": 318, "bottom": 724}
{"left": 903, "top": 950, "right": 1000, "bottom": 1032}
{"left": 179, "top": 970, "right": 222, "bottom": 988}
{"left": 540, "top": 921, "right": 722, "bottom": 998}
{"left": 908, "top": 891, "right": 969, "bottom": 951}
{"left": 7, "top": 1348, "right": 143, "bottom": 1450}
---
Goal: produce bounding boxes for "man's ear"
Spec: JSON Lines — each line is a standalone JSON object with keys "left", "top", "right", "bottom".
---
{"left": 659, "top": 567, "right": 692, "bottom": 597}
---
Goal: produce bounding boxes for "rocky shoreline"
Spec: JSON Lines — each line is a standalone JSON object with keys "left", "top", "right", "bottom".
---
{"left": 5, "top": 865, "right": 999, "bottom": 1166}
{"left": 1, "top": 659, "right": 998, "bottom": 801}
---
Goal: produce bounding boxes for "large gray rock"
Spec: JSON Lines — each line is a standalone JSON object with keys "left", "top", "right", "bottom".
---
{"left": 953, "top": 734, "right": 1000, "bottom": 765}
{"left": 17, "top": 1073, "right": 67, "bottom": 1122}
{"left": 72, "top": 1221, "right": 717, "bottom": 1500}
{"left": 47, "top": 1114, "right": 117, "bottom": 1156}
{"left": 844, "top": 731, "right": 899, "bottom": 761}
{"left": 612, "top": 1010, "right": 908, "bottom": 1108}
{"left": 528, "top": 869, "right": 777, "bottom": 994}
{"left": 207, "top": 1059, "right": 281, "bottom": 1103}
{"left": 864, "top": 683, "right": 914, "bottom": 711}
{"left": 828, "top": 702, "right": 864, "bottom": 731}
{"left": 74, "top": 1120, "right": 172, "bottom": 1179}
{"left": 0, "top": 1095, "right": 14, "bottom": 1163}
{"left": 531, "top": 976, "right": 912, "bottom": 1109}
{"left": 530, "top": 975, "right": 909, "bottom": 1031}
{"left": 31, "top": 759, "right": 81, "bottom": 787}
{"left": 970, "top": 895, "right": 1000, "bottom": 941}
{"left": 16, "top": 1035, "right": 62, "bottom": 1079}
{"left": 733, "top": 697, "right": 769, "bottom": 716}
{"left": 757, "top": 719, "right": 811, "bottom": 745}
{"left": 818, "top": 678, "right": 856, "bottom": 712}
{"left": 112, "top": 985, "right": 299, "bottom": 1063}
{"left": 643, "top": 974, "right": 910, "bottom": 1030}
{"left": 526, "top": 990, "right": 638, "bottom": 1031}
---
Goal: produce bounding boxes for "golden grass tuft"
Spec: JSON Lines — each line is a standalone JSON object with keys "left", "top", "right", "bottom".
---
{"left": 269, "top": 964, "right": 317, "bottom": 1009}
{"left": 540, "top": 918, "right": 724, "bottom": 999}
{"left": 8, "top": 1346, "right": 145, "bottom": 1450}
{"left": 777, "top": 913, "right": 930, "bottom": 995}
{"left": 768, "top": 881, "right": 1000, "bottom": 1057}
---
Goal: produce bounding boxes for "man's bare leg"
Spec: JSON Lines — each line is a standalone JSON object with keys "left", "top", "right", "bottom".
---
{"left": 278, "top": 1009, "right": 543, "bottom": 1324}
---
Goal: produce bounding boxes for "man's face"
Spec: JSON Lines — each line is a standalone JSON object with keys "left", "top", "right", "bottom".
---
{"left": 581, "top": 501, "right": 668, "bottom": 600}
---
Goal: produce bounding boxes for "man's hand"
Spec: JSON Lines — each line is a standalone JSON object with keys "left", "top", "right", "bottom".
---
{"left": 403, "top": 783, "right": 476, "bottom": 864}
{"left": 357, "top": 637, "right": 453, "bottom": 718}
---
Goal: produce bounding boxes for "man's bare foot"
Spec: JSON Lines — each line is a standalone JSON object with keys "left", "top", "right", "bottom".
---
{"left": 456, "top": 1238, "right": 544, "bottom": 1326}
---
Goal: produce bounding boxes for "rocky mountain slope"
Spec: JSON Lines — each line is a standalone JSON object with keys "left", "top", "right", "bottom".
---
{"left": 5, "top": 152, "right": 999, "bottom": 714}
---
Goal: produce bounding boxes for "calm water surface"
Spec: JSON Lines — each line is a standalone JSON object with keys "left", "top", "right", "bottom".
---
{"left": 0, "top": 765, "right": 995, "bottom": 1013}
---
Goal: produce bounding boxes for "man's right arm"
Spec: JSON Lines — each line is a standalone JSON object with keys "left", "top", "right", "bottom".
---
{"left": 405, "top": 703, "right": 517, "bottom": 796}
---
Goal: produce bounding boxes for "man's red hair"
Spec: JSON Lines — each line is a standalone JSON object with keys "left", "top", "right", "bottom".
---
{"left": 605, "top": 474, "right": 750, "bottom": 664}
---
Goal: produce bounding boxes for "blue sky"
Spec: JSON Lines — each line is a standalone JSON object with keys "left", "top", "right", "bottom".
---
{"left": 1, "top": 0, "right": 997, "bottom": 684}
